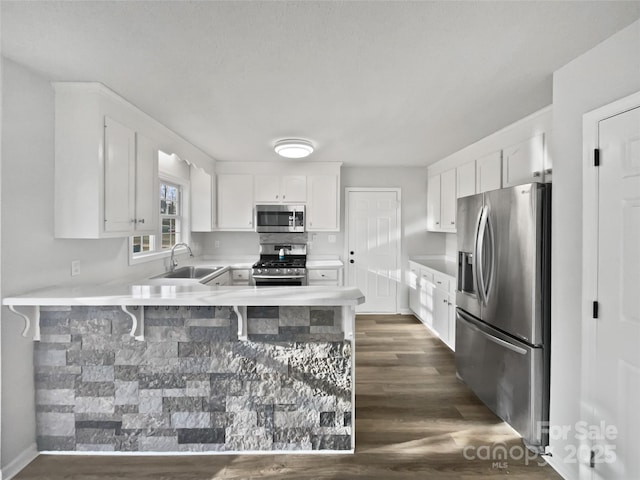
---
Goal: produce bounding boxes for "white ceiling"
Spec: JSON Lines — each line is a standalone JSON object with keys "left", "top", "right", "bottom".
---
{"left": 3, "top": 1, "right": 640, "bottom": 167}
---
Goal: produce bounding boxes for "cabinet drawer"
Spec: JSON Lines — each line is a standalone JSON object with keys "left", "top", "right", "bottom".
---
{"left": 231, "top": 269, "right": 250, "bottom": 281}
{"left": 420, "top": 269, "right": 434, "bottom": 284}
{"left": 433, "top": 272, "right": 450, "bottom": 291}
{"left": 308, "top": 269, "right": 338, "bottom": 281}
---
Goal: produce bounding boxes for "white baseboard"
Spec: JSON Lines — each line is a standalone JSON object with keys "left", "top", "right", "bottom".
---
{"left": 398, "top": 308, "right": 413, "bottom": 315}
{"left": 544, "top": 454, "right": 575, "bottom": 480}
{"left": 2, "top": 443, "right": 38, "bottom": 480}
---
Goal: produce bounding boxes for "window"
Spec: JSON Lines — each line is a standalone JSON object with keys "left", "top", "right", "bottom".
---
{"left": 160, "top": 181, "right": 181, "bottom": 248}
{"left": 131, "top": 179, "right": 185, "bottom": 261}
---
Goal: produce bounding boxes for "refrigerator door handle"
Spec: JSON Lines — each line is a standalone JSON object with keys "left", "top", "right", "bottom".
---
{"left": 483, "top": 209, "right": 495, "bottom": 304}
{"left": 458, "top": 309, "right": 528, "bottom": 355}
{"left": 476, "top": 205, "right": 489, "bottom": 305}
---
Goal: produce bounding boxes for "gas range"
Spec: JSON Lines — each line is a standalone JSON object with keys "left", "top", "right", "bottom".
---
{"left": 251, "top": 243, "right": 307, "bottom": 286}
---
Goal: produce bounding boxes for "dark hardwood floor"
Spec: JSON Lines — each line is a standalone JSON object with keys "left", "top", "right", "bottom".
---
{"left": 15, "top": 314, "right": 561, "bottom": 479}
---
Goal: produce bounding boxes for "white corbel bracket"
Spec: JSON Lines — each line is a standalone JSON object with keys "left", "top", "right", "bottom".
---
{"left": 121, "top": 305, "right": 145, "bottom": 341}
{"left": 341, "top": 305, "right": 355, "bottom": 341}
{"left": 8, "top": 305, "right": 41, "bottom": 341}
{"left": 234, "top": 305, "right": 247, "bottom": 341}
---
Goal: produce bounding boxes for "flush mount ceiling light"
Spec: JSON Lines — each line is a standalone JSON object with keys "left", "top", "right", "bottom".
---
{"left": 274, "top": 139, "right": 314, "bottom": 159}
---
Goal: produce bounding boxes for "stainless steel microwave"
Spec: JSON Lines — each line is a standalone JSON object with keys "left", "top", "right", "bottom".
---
{"left": 255, "top": 205, "right": 305, "bottom": 233}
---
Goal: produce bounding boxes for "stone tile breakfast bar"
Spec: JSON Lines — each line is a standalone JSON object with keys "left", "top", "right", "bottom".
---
{"left": 2, "top": 283, "right": 364, "bottom": 454}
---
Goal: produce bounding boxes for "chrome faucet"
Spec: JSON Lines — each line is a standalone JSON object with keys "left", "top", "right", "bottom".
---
{"left": 170, "top": 242, "right": 193, "bottom": 271}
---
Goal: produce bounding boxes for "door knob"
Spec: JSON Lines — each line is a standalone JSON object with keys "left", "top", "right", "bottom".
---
{"left": 350, "top": 251, "right": 354, "bottom": 255}
{"left": 350, "top": 260, "right": 354, "bottom": 264}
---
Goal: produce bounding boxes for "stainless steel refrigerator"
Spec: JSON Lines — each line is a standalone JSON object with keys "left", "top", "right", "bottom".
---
{"left": 455, "top": 182, "right": 551, "bottom": 452}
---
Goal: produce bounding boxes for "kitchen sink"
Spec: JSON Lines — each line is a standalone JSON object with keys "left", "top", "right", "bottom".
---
{"left": 152, "top": 266, "right": 222, "bottom": 280}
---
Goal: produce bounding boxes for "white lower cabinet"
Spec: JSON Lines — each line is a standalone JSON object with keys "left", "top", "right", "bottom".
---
{"left": 408, "top": 262, "right": 421, "bottom": 315}
{"left": 204, "top": 271, "right": 230, "bottom": 286}
{"left": 408, "top": 261, "right": 456, "bottom": 351}
{"left": 308, "top": 268, "right": 342, "bottom": 286}
{"left": 231, "top": 269, "right": 250, "bottom": 285}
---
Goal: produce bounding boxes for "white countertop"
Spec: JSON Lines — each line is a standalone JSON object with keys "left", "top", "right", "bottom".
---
{"left": 2, "top": 256, "right": 358, "bottom": 307}
{"left": 2, "top": 284, "right": 364, "bottom": 307}
{"left": 410, "top": 256, "right": 457, "bottom": 278}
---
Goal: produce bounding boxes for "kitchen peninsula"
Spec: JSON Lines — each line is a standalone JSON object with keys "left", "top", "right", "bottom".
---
{"left": 3, "top": 282, "right": 363, "bottom": 454}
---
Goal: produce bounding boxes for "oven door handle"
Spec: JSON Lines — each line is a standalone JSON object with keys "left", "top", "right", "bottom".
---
{"left": 251, "top": 275, "right": 307, "bottom": 279}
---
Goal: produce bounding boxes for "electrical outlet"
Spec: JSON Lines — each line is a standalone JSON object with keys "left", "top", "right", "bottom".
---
{"left": 71, "top": 260, "right": 81, "bottom": 276}
{"left": 214, "top": 240, "right": 220, "bottom": 249}
{"left": 328, "top": 234, "right": 336, "bottom": 243}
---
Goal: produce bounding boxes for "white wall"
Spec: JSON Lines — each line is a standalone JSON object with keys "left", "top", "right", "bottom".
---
{"left": 548, "top": 20, "right": 640, "bottom": 480}
{"left": 0, "top": 58, "right": 198, "bottom": 473}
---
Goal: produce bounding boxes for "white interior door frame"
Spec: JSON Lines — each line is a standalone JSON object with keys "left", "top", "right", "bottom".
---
{"left": 582, "top": 89, "right": 640, "bottom": 477}
{"left": 344, "top": 187, "right": 402, "bottom": 312}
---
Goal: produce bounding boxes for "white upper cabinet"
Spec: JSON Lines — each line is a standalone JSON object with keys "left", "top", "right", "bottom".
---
{"left": 103, "top": 117, "right": 136, "bottom": 233}
{"left": 190, "top": 165, "right": 216, "bottom": 232}
{"left": 103, "top": 123, "right": 157, "bottom": 235}
{"left": 426, "top": 175, "right": 441, "bottom": 230}
{"left": 476, "top": 150, "right": 502, "bottom": 193}
{"left": 213, "top": 162, "right": 341, "bottom": 232}
{"left": 307, "top": 174, "right": 339, "bottom": 231}
{"left": 502, "top": 134, "right": 545, "bottom": 187}
{"left": 54, "top": 84, "right": 159, "bottom": 238}
{"left": 133, "top": 133, "right": 159, "bottom": 234}
{"left": 456, "top": 161, "right": 476, "bottom": 199}
{"left": 54, "top": 83, "right": 213, "bottom": 239}
{"left": 282, "top": 175, "right": 307, "bottom": 203}
{"left": 254, "top": 174, "right": 306, "bottom": 203}
{"left": 427, "top": 169, "right": 456, "bottom": 232}
{"left": 440, "top": 169, "right": 457, "bottom": 231}
{"left": 217, "top": 174, "right": 254, "bottom": 230}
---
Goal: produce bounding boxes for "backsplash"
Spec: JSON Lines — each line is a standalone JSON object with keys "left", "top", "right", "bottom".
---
{"left": 193, "top": 231, "right": 344, "bottom": 258}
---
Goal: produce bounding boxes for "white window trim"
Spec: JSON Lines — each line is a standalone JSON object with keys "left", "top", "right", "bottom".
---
{"left": 128, "top": 172, "right": 191, "bottom": 266}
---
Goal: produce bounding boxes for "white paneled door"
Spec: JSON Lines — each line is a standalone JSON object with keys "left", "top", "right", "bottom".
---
{"left": 593, "top": 105, "right": 640, "bottom": 479}
{"left": 346, "top": 189, "right": 400, "bottom": 313}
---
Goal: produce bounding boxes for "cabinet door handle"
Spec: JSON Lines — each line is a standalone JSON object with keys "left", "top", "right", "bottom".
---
{"left": 533, "top": 171, "right": 541, "bottom": 177}
{"left": 276, "top": 195, "right": 279, "bottom": 199}
{"left": 282, "top": 195, "right": 285, "bottom": 199}
{"left": 450, "top": 221, "right": 455, "bottom": 225}
{"left": 138, "top": 219, "right": 145, "bottom": 224}
{"left": 435, "top": 222, "right": 440, "bottom": 225}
